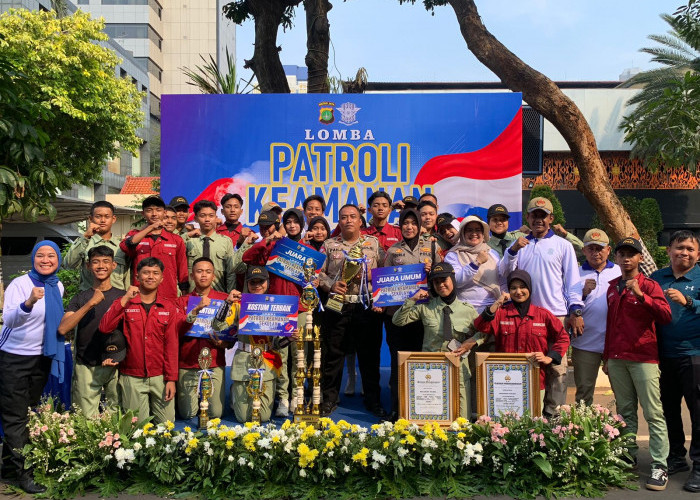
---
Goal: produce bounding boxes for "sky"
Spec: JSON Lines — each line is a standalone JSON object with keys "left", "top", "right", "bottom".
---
{"left": 232, "top": 0, "right": 683, "bottom": 85}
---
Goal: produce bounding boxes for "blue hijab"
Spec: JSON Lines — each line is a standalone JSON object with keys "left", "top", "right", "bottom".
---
{"left": 28, "top": 241, "right": 65, "bottom": 383}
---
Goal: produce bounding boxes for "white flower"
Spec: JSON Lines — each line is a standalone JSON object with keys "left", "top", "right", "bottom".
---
{"left": 473, "top": 443, "right": 483, "bottom": 453}
{"left": 156, "top": 424, "right": 165, "bottom": 434}
{"left": 247, "top": 461, "right": 254, "bottom": 469}
{"left": 475, "top": 455, "right": 483, "bottom": 464}
{"left": 145, "top": 437, "right": 156, "bottom": 448}
{"left": 238, "top": 457, "right": 247, "bottom": 466}
{"left": 228, "top": 455, "right": 234, "bottom": 462}
{"left": 203, "top": 442, "right": 211, "bottom": 451}
{"left": 376, "top": 427, "right": 386, "bottom": 437}
{"left": 371, "top": 462, "right": 380, "bottom": 469}
{"left": 421, "top": 438, "right": 437, "bottom": 449}
{"left": 423, "top": 453, "right": 433, "bottom": 465}
{"left": 450, "top": 421, "right": 460, "bottom": 431}
{"left": 257, "top": 438, "right": 271, "bottom": 449}
{"left": 132, "top": 442, "right": 142, "bottom": 452}
{"left": 397, "top": 447, "right": 408, "bottom": 458}
{"left": 132, "top": 429, "right": 143, "bottom": 439}
{"left": 299, "top": 469, "right": 307, "bottom": 478}
{"left": 344, "top": 438, "right": 351, "bottom": 446}
{"left": 456, "top": 440, "right": 465, "bottom": 450}
{"left": 343, "top": 465, "right": 350, "bottom": 473}
{"left": 358, "top": 432, "right": 367, "bottom": 442}
{"left": 371, "top": 451, "right": 387, "bottom": 464}
{"left": 324, "top": 468, "right": 334, "bottom": 477}
{"left": 207, "top": 448, "right": 214, "bottom": 456}
{"left": 165, "top": 445, "right": 172, "bottom": 454}
{"left": 114, "top": 448, "right": 126, "bottom": 461}
{"left": 327, "top": 450, "right": 334, "bottom": 457}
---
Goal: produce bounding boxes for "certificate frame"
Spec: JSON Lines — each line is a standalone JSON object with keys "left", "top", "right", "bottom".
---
{"left": 398, "top": 351, "right": 460, "bottom": 428}
{"left": 475, "top": 353, "right": 541, "bottom": 418}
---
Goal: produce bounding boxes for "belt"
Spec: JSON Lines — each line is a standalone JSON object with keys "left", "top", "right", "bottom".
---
{"left": 235, "top": 341, "right": 271, "bottom": 353}
{"left": 344, "top": 294, "right": 362, "bottom": 304}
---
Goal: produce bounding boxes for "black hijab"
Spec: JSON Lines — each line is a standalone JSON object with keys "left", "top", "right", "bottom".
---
{"left": 399, "top": 208, "right": 421, "bottom": 251}
{"left": 507, "top": 269, "right": 532, "bottom": 318}
{"left": 307, "top": 216, "right": 331, "bottom": 251}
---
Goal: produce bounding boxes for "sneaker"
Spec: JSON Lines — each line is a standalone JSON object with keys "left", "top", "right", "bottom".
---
{"left": 668, "top": 455, "right": 690, "bottom": 475}
{"left": 645, "top": 467, "right": 668, "bottom": 491}
{"left": 275, "top": 399, "right": 289, "bottom": 417}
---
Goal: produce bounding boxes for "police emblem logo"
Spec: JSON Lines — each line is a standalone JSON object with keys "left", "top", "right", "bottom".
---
{"left": 336, "top": 102, "right": 360, "bottom": 126}
{"left": 536, "top": 199, "right": 546, "bottom": 206}
{"left": 592, "top": 232, "right": 601, "bottom": 239}
{"left": 318, "top": 101, "right": 335, "bottom": 125}
{"left": 495, "top": 206, "right": 505, "bottom": 212}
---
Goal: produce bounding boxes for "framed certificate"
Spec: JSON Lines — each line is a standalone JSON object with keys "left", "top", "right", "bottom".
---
{"left": 398, "top": 351, "right": 460, "bottom": 427}
{"left": 475, "top": 353, "right": 541, "bottom": 418}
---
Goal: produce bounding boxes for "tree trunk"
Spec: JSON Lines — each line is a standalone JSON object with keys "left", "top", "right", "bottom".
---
{"left": 447, "top": 0, "right": 657, "bottom": 273}
{"left": 304, "top": 0, "right": 332, "bottom": 93}
{"left": 245, "top": 1, "right": 297, "bottom": 93}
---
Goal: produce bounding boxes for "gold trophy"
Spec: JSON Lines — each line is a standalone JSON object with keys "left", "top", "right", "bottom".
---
{"left": 294, "top": 258, "right": 322, "bottom": 424}
{"left": 197, "top": 347, "right": 213, "bottom": 430}
{"left": 246, "top": 344, "right": 265, "bottom": 424}
{"left": 325, "top": 244, "right": 365, "bottom": 313}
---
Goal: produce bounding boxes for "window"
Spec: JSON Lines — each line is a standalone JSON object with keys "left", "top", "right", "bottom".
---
{"left": 102, "top": 0, "right": 148, "bottom": 4}
{"left": 104, "top": 24, "right": 148, "bottom": 39}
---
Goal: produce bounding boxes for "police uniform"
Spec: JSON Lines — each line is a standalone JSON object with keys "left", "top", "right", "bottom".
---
{"left": 318, "top": 234, "right": 383, "bottom": 414}
{"left": 185, "top": 233, "right": 236, "bottom": 293}
{"left": 63, "top": 234, "right": 129, "bottom": 291}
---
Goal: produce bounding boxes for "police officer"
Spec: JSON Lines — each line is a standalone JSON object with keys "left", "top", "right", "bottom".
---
{"left": 318, "top": 204, "right": 384, "bottom": 417}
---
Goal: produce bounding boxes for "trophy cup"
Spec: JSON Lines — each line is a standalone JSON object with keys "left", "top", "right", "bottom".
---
{"left": 197, "top": 347, "right": 213, "bottom": 430}
{"left": 294, "top": 258, "right": 322, "bottom": 424}
{"left": 325, "top": 244, "right": 365, "bottom": 313}
{"left": 246, "top": 344, "right": 265, "bottom": 424}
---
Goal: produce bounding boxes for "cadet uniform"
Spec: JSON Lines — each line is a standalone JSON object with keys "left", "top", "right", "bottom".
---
{"left": 185, "top": 233, "right": 236, "bottom": 293}
{"left": 392, "top": 289, "right": 481, "bottom": 418}
{"left": 63, "top": 234, "right": 129, "bottom": 291}
{"left": 318, "top": 234, "right": 383, "bottom": 415}
{"left": 176, "top": 290, "right": 230, "bottom": 419}
{"left": 228, "top": 267, "right": 280, "bottom": 423}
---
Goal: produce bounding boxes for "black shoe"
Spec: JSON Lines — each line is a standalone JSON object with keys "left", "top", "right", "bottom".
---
{"left": 621, "top": 454, "right": 638, "bottom": 470}
{"left": 684, "top": 468, "right": 700, "bottom": 492}
{"left": 668, "top": 455, "right": 690, "bottom": 475}
{"left": 19, "top": 477, "right": 46, "bottom": 494}
{"left": 383, "top": 411, "right": 399, "bottom": 423}
{"left": 320, "top": 401, "right": 337, "bottom": 417}
{"left": 365, "top": 402, "right": 387, "bottom": 419}
{"left": 645, "top": 467, "right": 668, "bottom": 491}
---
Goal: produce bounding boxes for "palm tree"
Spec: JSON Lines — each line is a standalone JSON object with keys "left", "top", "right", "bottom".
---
{"left": 619, "top": 13, "right": 700, "bottom": 171}
{"left": 182, "top": 47, "right": 255, "bottom": 94}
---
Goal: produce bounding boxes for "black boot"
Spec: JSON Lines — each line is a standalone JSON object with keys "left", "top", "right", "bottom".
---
{"left": 668, "top": 454, "right": 690, "bottom": 475}
{"left": 18, "top": 471, "right": 46, "bottom": 494}
{"left": 684, "top": 466, "right": 700, "bottom": 493}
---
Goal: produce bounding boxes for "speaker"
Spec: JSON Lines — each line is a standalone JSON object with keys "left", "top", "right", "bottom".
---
{"left": 522, "top": 106, "right": 543, "bottom": 175}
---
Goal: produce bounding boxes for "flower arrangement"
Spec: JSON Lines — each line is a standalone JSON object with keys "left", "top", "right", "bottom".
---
{"left": 23, "top": 400, "right": 635, "bottom": 499}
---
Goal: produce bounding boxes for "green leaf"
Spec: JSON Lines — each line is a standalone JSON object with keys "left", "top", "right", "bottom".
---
{"left": 532, "top": 454, "right": 553, "bottom": 478}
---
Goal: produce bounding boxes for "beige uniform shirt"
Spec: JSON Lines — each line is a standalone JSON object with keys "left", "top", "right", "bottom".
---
{"left": 185, "top": 232, "right": 236, "bottom": 293}
{"left": 318, "top": 235, "right": 381, "bottom": 295}
{"left": 63, "top": 234, "right": 129, "bottom": 291}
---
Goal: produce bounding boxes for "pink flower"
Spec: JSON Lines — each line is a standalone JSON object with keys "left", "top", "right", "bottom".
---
{"left": 40, "top": 425, "right": 48, "bottom": 432}
{"left": 114, "top": 433, "right": 120, "bottom": 440}
{"left": 132, "top": 417, "right": 138, "bottom": 423}
{"left": 113, "top": 441, "right": 121, "bottom": 449}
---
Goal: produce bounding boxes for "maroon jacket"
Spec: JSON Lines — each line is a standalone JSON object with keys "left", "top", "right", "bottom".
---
{"left": 603, "top": 273, "right": 672, "bottom": 363}
{"left": 120, "top": 230, "right": 188, "bottom": 299}
{"left": 99, "top": 294, "right": 181, "bottom": 381}
{"left": 474, "top": 303, "right": 570, "bottom": 389}
{"left": 176, "top": 290, "right": 229, "bottom": 369}
{"left": 242, "top": 238, "right": 310, "bottom": 312}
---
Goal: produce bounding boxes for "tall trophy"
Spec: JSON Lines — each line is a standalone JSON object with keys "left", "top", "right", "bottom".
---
{"left": 197, "top": 347, "right": 213, "bottom": 430}
{"left": 246, "top": 344, "right": 266, "bottom": 424}
{"left": 325, "top": 244, "right": 365, "bottom": 313}
{"left": 294, "top": 258, "right": 322, "bottom": 424}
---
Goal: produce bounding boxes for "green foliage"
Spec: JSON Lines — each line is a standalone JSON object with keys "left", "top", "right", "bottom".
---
{"left": 0, "top": 9, "right": 144, "bottom": 222}
{"left": 592, "top": 196, "right": 669, "bottom": 268}
{"left": 620, "top": 13, "right": 700, "bottom": 171}
{"left": 24, "top": 403, "right": 635, "bottom": 499}
{"left": 183, "top": 47, "right": 244, "bottom": 94}
{"left": 528, "top": 184, "right": 566, "bottom": 226}
{"left": 223, "top": 1, "right": 299, "bottom": 31}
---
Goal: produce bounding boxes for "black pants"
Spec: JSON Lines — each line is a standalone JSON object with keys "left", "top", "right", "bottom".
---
{"left": 321, "top": 304, "right": 382, "bottom": 407}
{"left": 0, "top": 351, "right": 50, "bottom": 479}
{"left": 385, "top": 318, "right": 423, "bottom": 413}
{"left": 660, "top": 355, "right": 700, "bottom": 466}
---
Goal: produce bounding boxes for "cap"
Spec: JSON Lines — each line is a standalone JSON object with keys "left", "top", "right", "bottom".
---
{"left": 436, "top": 213, "right": 455, "bottom": 228}
{"left": 282, "top": 208, "right": 305, "bottom": 226}
{"left": 583, "top": 228, "right": 610, "bottom": 247}
{"left": 402, "top": 195, "right": 419, "bottom": 208}
{"left": 459, "top": 215, "right": 491, "bottom": 244}
{"left": 102, "top": 330, "right": 127, "bottom": 363}
{"left": 142, "top": 195, "right": 165, "bottom": 210}
{"left": 615, "top": 237, "right": 643, "bottom": 254}
{"left": 487, "top": 204, "right": 510, "bottom": 220}
{"left": 261, "top": 201, "right": 283, "bottom": 214}
{"left": 246, "top": 265, "right": 269, "bottom": 282}
{"left": 257, "top": 210, "right": 280, "bottom": 227}
{"left": 527, "top": 197, "right": 553, "bottom": 214}
{"left": 428, "top": 261, "right": 455, "bottom": 280}
{"left": 169, "top": 196, "right": 189, "bottom": 209}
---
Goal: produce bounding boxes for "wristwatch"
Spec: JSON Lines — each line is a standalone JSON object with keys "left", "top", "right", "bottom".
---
{"left": 685, "top": 295, "right": 695, "bottom": 310}
{"left": 571, "top": 308, "right": 583, "bottom": 317}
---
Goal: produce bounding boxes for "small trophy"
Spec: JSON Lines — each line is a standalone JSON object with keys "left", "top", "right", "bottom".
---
{"left": 325, "top": 244, "right": 365, "bottom": 313}
{"left": 246, "top": 344, "right": 265, "bottom": 424}
{"left": 197, "top": 347, "right": 213, "bottom": 430}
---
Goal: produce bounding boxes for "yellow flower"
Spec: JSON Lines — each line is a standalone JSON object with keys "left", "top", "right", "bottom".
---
{"left": 281, "top": 420, "right": 292, "bottom": 430}
{"left": 245, "top": 422, "right": 255, "bottom": 429}
{"left": 165, "top": 421, "right": 175, "bottom": 431}
{"left": 324, "top": 441, "right": 336, "bottom": 451}
{"left": 209, "top": 418, "right": 221, "bottom": 428}
{"left": 352, "top": 447, "right": 369, "bottom": 467}
{"left": 272, "top": 436, "right": 281, "bottom": 444}
{"left": 226, "top": 440, "right": 234, "bottom": 449}
{"left": 455, "top": 417, "right": 468, "bottom": 427}
{"left": 163, "top": 432, "right": 171, "bottom": 438}
{"left": 401, "top": 434, "right": 417, "bottom": 446}
{"left": 434, "top": 428, "right": 448, "bottom": 442}
{"left": 187, "top": 437, "right": 199, "bottom": 449}
{"left": 185, "top": 447, "right": 192, "bottom": 455}
{"left": 297, "top": 443, "right": 320, "bottom": 468}
{"left": 422, "top": 422, "right": 433, "bottom": 435}
{"left": 242, "top": 432, "right": 260, "bottom": 452}
{"left": 457, "top": 432, "right": 466, "bottom": 440}
{"left": 226, "top": 429, "right": 237, "bottom": 440}
{"left": 383, "top": 441, "right": 390, "bottom": 449}
{"left": 184, "top": 426, "right": 192, "bottom": 433}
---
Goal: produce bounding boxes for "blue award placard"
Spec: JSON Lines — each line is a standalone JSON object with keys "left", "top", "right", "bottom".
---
{"left": 239, "top": 293, "right": 299, "bottom": 337}
{"left": 266, "top": 237, "right": 327, "bottom": 286}
{"left": 184, "top": 296, "right": 238, "bottom": 341}
{"left": 371, "top": 263, "right": 428, "bottom": 307}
